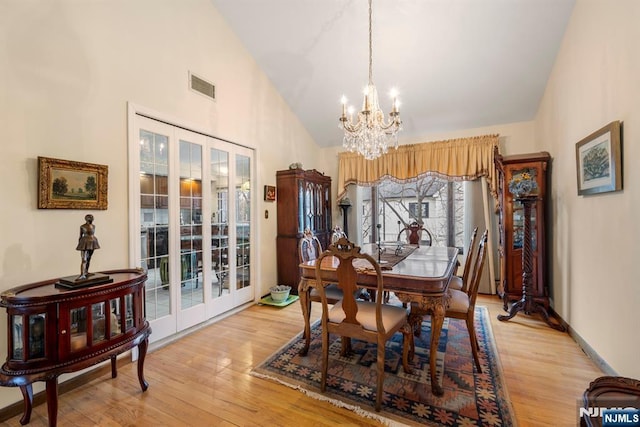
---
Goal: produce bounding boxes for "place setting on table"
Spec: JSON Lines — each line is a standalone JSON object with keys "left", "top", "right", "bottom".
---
{"left": 354, "top": 240, "right": 416, "bottom": 271}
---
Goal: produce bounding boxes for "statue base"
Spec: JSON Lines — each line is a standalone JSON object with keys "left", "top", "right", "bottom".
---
{"left": 55, "top": 273, "right": 114, "bottom": 289}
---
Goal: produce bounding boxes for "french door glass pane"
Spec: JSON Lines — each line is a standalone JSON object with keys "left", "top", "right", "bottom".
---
{"left": 179, "top": 140, "right": 204, "bottom": 309}
{"left": 211, "top": 148, "right": 229, "bottom": 298}
{"left": 236, "top": 154, "right": 251, "bottom": 290}
{"left": 140, "top": 129, "right": 170, "bottom": 321}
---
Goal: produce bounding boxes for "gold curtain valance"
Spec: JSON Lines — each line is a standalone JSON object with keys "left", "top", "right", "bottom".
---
{"left": 337, "top": 134, "right": 500, "bottom": 200}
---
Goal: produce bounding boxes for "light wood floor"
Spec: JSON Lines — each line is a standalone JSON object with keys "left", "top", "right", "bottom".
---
{"left": 0, "top": 295, "right": 603, "bottom": 426}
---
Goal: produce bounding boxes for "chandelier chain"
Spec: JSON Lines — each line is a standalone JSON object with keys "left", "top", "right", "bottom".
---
{"left": 368, "top": 0, "right": 373, "bottom": 85}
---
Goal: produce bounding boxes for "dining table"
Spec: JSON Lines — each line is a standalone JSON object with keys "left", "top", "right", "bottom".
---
{"left": 298, "top": 243, "right": 459, "bottom": 396}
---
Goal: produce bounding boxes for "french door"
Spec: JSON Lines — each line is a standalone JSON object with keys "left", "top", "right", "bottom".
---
{"left": 130, "top": 113, "right": 255, "bottom": 343}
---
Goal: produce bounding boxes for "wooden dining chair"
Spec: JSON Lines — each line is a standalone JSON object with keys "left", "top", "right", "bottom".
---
{"left": 397, "top": 221, "right": 433, "bottom": 247}
{"left": 330, "top": 225, "right": 348, "bottom": 245}
{"left": 315, "top": 237, "right": 413, "bottom": 411}
{"left": 446, "top": 229, "right": 488, "bottom": 372}
{"left": 299, "top": 229, "right": 344, "bottom": 306}
{"left": 449, "top": 226, "right": 479, "bottom": 292}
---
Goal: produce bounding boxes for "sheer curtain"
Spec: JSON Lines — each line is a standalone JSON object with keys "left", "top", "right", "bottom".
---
{"left": 337, "top": 134, "right": 500, "bottom": 293}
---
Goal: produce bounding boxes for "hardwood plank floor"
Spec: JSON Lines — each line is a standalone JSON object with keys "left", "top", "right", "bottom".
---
{"left": 0, "top": 295, "right": 603, "bottom": 426}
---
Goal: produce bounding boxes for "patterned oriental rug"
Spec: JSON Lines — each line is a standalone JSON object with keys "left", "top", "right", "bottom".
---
{"left": 251, "top": 306, "right": 516, "bottom": 426}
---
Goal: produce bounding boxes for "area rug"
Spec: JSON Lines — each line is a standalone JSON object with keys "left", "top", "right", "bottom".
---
{"left": 251, "top": 306, "right": 516, "bottom": 426}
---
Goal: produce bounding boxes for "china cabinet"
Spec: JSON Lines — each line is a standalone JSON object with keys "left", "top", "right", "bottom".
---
{"left": 276, "top": 168, "right": 332, "bottom": 292}
{"left": 494, "top": 150, "right": 551, "bottom": 309}
{"left": 0, "top": 269, "right": 150, "bottom": 426}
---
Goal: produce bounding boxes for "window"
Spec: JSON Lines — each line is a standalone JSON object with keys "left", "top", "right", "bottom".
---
{"left": 360, "top": 175, "right": 464, "bottom": 248}
{"left": 408, "top": 202, "right": 429, "bottom": 218}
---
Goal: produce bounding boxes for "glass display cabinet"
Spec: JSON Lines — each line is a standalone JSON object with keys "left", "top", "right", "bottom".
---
{"left": 494, "top": 150, "right": 551, "bottom": 309}
{"left": 0, "top": 269, "right": 151, "bottom": 426}
{"left": 276, "top": 168, "right": 332, "bottom": 293}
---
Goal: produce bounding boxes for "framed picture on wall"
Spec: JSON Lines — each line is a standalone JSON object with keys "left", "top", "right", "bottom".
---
{"left": 575, "top": 120, "right": 622, "bottom": 196}
{"left": 264, "top": 185, "right": 276, "bottom": 202}
{"left": 38, "top": 156, "right": 109, "bottom": 209}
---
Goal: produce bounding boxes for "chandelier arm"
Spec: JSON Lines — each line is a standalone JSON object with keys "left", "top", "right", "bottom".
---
{"left": 343, "top": 114, "right": 400, "bottom": 133}
{"left": 376, "top": 120, "right": 401, "bottom": 131}
{"left": 341, "top": 121, "right": 364, "bottom": 133}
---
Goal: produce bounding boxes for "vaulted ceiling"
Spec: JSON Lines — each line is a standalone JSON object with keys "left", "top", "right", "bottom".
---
{"left": 210, "top": 0, "right": 575, "bottom": 147}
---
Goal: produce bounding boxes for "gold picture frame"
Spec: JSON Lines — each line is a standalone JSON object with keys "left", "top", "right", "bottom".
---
{"left": 38, "top": 157, "right": 108, "bottom": 209}
{"left": 575, "top": 120, "right": 623, "bottom": 196}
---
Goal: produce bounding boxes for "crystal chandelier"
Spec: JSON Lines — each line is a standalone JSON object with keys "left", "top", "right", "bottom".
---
{"left": 339, "top": 0, "right": 402, "bottom": 160}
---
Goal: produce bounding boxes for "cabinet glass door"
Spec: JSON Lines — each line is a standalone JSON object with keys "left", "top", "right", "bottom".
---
{"left": 109, "top": 298, "right": 122, "bottom": 337}
{"left": 125, "top": 294, "right": 134, "bottom": 331}
{"left": 28, "top": 314, "right": 46, "bottom": 359}
{"left": 91, "top": 302, "right": 106, "bottom": 344}
{"left": 11, "top": 315, "right": 23, "bottom": 360}
{"left": 70, "top": 307, "right": 87, "bottom": 352}
{"left": 510, "top": 167, "right": 539, "bottom": 251}
{"left": 512, "top": 202, "right": 537, "bottom": 251}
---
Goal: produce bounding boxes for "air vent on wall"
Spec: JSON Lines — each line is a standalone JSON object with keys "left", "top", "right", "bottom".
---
{"left": 189, "top": 72, "right": 215, "bottom": 101}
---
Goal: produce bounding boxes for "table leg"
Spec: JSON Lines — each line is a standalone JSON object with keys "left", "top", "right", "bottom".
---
{"left": 111, "top": 355, "right": 118, "bottom": 378}
{"left": 298, "top": 279, "right": 312, "bottom": 356}
{"left": 429, "top": 303, "right": 445, "bottom": 396}
{"left": 408, "top": 310, "right": 425, "bottom": 338}
{"left": 18, "top": 384, "right": 33, "bottom": 426}
{"left": 137, "top": 337, "right": 149, "bottom": 391}
{"left": 401, "top": 293, "right": 449, "bottom": 397}
{"left": 45, "top": 377, "right": 58, "bottom": 427}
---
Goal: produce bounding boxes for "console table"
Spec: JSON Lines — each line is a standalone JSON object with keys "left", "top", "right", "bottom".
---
{"left": 0, "top": 269, "right": 151, "bottom": 426}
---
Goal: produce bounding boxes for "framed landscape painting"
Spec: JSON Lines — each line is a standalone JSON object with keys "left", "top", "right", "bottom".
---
{"left": 38, "top": 157, "right": 109, "bottom": 209}
{"left": 575, "top": 121, "right": 622, "bottom": 196}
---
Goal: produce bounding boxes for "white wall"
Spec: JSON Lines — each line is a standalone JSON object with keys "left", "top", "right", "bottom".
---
{"left": 0, "top": 0, "right": 322, "bottom": 408}
{"left": 534, "top": 0, "right": 640, "bottom": 378}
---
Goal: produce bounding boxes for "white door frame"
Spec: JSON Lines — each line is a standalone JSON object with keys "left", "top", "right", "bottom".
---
{"left": 127, "top": 103, "right": 257, "bottom": 343}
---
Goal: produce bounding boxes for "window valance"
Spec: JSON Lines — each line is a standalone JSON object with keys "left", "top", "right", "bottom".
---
{"left": 337, "top": 134, "right": 500, "bottom": 200}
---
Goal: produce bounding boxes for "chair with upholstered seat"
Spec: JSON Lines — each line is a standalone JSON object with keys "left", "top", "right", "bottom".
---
{"left": 445, "top": 229, "right": 488, "bottom": 372}
{"left": 315, "top": 237, "right": 413, "bottom": 411}
{"left": 449, "top": 226, "right": 479, "bottom": 292}
{"left": 397, "top": 221, "right": 433, "bottom": 247}
{"left": 299, "top": 229, "right": 344, "bottom": 305}
{"left": 330, "top": 225, "right": 347, "bottom": 244}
